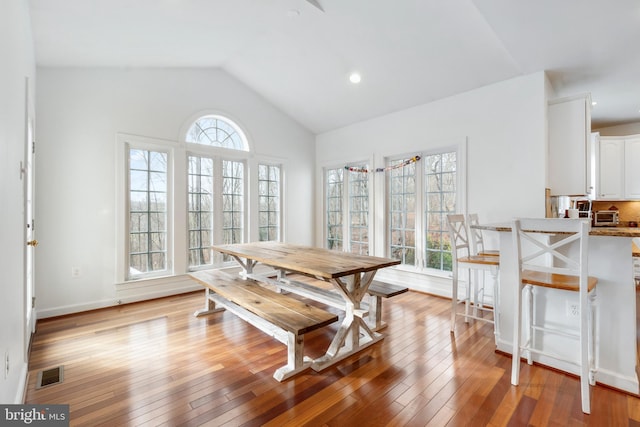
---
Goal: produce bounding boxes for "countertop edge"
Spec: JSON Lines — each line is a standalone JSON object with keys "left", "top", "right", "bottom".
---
{"left": 473, "top": 223, "right": 640, "bottom": 238}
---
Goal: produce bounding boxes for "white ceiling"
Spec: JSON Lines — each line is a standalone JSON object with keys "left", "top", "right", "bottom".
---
{"left": 28, "top": 0, "right": 640, "bottom": 134}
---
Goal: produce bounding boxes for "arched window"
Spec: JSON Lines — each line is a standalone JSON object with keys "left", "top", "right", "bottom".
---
{"left": 185, "top": 115, "right": 249, "bottom": 151}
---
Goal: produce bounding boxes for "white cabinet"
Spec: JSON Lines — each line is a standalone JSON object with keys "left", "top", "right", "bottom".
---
{"left": 548, "top": 94, "right": 592, "bottom": 196}
{"left": 598, "top": 138, "right": 624, "bottom": 199}
{"left": 597, "top": 135, "right": 640, "bottom": 199}
{"left": 624, "top": 137, "right": 640, "bottom": 199}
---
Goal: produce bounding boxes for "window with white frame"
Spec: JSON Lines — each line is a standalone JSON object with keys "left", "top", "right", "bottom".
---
{"left": 186, "top": 156, "right": 245, "bottom": 269}
{"left": 388, "top": 158, "right": 416, "bottom": 265}
{"left": 187, "top": 155, "right": 214, "bottom": 267}
{"left": 221, "top": 159, "right": 244, "bottom": 246}
{"left": 128, "top": 148, "right": 169, "bottom": 277}
{"left": 119, "top": 114, "right": 265, "bottom": 281}
{"left": 325, "top": 167, "right": 344, "bottom": 250}
{"left": 324, "top": 164, "right": 370, "bottom": 254}
{"left": 348, "top": 168, "right": 369, "bottom": 255}
{"left": 258, "top": 163, "right": 281, "bottom": 241}
{"left": 186, "top": 115, "right": 249, "bottom": 151}
{"left": 424, "top": 151, "right": 456, "bottom": 271}
{"left": 387, "top": 148, "right": 460, "bottom": 272}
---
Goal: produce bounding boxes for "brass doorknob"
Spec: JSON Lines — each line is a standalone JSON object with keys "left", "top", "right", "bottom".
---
{"left": 27, "top": 240, "right": 38, "bottom": 247}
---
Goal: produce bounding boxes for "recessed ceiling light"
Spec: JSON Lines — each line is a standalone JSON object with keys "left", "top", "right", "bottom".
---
{"left": 349, "top": 72, "right": 361, "bottom": 84}
{"left": 592, "top": 101, "right": 597, "bottom": 106}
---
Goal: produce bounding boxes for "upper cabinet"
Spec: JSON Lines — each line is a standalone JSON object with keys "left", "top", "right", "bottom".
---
{"left": 597, "top": 135, "right": 640, "bottom": 199}
{"left": 624, "top": 137, "right": 640, "bottom": 199}
{"left": 598, "top": 137, "right": 624, "bottom": 199}
{"left": 548, "top": 94, "right": 592, "bottom": 196}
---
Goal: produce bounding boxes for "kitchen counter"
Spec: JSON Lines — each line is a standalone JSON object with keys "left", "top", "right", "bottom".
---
{"left": 590, "top": 226, "right": 640, "bottom": 238}
{"left": 473, "top": 223, "right": 640, "bottom": 237}
{"left": 473, "top": 221, "right": 639, "bottom": 395}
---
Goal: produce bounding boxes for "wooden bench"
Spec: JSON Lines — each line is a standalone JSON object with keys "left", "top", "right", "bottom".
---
{"left": 366, "top": 281, "right": 409, "bottom": 331}
{"left": 190, "top": 269, "right": 338, "bottom": 381}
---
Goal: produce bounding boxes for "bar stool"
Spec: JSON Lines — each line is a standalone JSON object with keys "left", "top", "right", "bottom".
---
{"left": 510, "top": 218, "right": 597, "bottom": 414}
{"left": 447, "top": 214, "right": 500, "bottom": 336}
{"left": 468, "top": 213, "right": 500, "bottom": 257}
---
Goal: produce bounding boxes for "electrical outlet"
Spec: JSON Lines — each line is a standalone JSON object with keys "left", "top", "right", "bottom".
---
{"left": 566, "top": 301, "right": 579, "bottom": 317}
{"left": 71, "top": 267, "right": 81, "bottom": 278}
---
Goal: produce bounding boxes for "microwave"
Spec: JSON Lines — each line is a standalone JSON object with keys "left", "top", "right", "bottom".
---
{"left": 593, "top": 210, "right": 619, "bottom": 227}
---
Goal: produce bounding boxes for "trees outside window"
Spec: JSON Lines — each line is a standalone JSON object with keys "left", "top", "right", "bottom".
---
{"left": 120, "top": 114, "right": 275, "bottom": 281}
{"left": 258, "top": 164, "right": 281, "bottom": 242}
{"left": 324, "top": 165, "right": 370, "bottom": 254}
{"left": 128, "top": 149, "right": 168, "bottom": 277}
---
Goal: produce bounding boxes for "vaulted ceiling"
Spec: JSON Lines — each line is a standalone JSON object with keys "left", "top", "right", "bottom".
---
{"left": 29, "top": 0, "right": 640, "bottom": 134}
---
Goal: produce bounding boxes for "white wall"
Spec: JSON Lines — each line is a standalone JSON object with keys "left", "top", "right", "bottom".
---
{"left": 0, "top": 0, "right": 35, "bottom": 404}
{"left": 315, "top": 72, "right": 548, "bottom": 294}
{"left": 35, "top": 67, "right": 315, "bottom": 317}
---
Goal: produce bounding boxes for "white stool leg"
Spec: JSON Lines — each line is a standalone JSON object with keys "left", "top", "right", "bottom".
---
{"left": 451, "top": 263, "right": 459, "bottom": 332}
{"left": 465, "top": 268, "right": 472, "bottom": 323}
{"left": 588, "top": 290, "right": 597, "bottom": 386}
{"left": 527, "top": 285, "right": 534, "bottom": 365}
{"left": 511, "top": 281, "right": 523, "bottom": 386}
{"left": 491, "top": 267, "right": 500, "bottom": 340}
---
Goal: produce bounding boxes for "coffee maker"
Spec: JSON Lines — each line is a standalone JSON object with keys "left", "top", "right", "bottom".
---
{"left": 575, "top": 199, "right": 592, "bottom": 218}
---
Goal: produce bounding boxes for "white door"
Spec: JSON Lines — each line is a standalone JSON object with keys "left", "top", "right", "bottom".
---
{"left": 23, "top": 82, "right": 36, "bottom": 355}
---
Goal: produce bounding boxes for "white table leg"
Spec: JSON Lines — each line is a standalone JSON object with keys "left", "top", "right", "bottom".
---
{"left": 312, "top": 271, "right": 384, "bottom": 371}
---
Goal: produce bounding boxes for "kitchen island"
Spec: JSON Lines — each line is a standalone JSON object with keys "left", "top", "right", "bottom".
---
{"left": 473, "top": 223, "right": 640, "bottom": 395}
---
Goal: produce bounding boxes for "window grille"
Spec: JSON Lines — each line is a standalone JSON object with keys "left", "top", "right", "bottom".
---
{"left": 128, "top": 149, "right": 168, "bottom": 277}
{"left": 258, "top": 164, "right": 281, "bottom": 241}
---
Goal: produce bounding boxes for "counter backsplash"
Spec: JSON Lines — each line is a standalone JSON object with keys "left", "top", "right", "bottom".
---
{"left": 591, "top": 200, "right": 640, "bottom": 226}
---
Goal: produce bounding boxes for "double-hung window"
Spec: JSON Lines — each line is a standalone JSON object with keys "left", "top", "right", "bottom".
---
{"left": 325, "top": 167, "right": 344, "bottom": 250}
{"left": 221, "top": 159, "right": 244, "bottom": 246}
{"left": 128, "top": 148, "right": 169, "bottom": 277}
{"left": 388, "top": 158, "right": 417, "bottom": 265}
{"left": 258, "top": 163, "right": 281, "bottom": 241}
{"left": 187, "top": 155, "right": 214, "bottom": 268}
{"left": 387, "top": 148, "right": 460, "bottom": 273}
{"left": 348, "top": 168, "right": 369, "bottom": 255}
{"left": 324, "top": 164, "right": 370, "bottom": 254}
{"left": 424, "top": 151, "right": 457, "bottom": 271}
{"left": 186, "top": 155, "right": 245, "bottom": 269}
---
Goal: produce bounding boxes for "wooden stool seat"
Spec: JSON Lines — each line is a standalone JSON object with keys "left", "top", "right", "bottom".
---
{"left": 478, "top": 249, "right": 500, "bottom": 257}
{"left": 459, "top": 255, "right": 500, "bottom": 266}
{"left": 522, "top": 270, "right": 597, "bottom": 292}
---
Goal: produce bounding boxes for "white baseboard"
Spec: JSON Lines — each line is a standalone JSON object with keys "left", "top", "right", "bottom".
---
{"left": 16, "top": 362, "right": 28, "bottom": 404}
{"left": 37, "top": 275, "right": 202, "bottom": 319}
{"left": 496, "top": 340, "right": 640, "bottom": 395}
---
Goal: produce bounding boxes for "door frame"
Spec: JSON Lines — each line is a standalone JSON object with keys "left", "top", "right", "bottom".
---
{"left": 23, "top": 76, "right": 36, "bottom": 358}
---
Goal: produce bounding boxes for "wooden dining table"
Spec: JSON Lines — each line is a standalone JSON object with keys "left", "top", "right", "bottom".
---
{"left": 210, "top": 241, "right": 400, "bottom": 371}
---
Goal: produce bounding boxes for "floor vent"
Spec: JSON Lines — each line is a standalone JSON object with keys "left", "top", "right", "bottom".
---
{"left": 36, "top": 366, "right": 64, "bottom": 389}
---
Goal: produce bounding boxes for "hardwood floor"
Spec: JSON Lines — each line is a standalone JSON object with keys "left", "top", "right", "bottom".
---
{"left": 25, "top": 283, "right": 640, "bottom": 426}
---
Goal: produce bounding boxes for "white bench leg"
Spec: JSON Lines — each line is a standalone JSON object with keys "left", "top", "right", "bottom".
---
{"left": 273, "top": 332, "right": 313, "bottom": 381}
{"left": 194, "top": 288, "right": 225, "bottom": 317}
